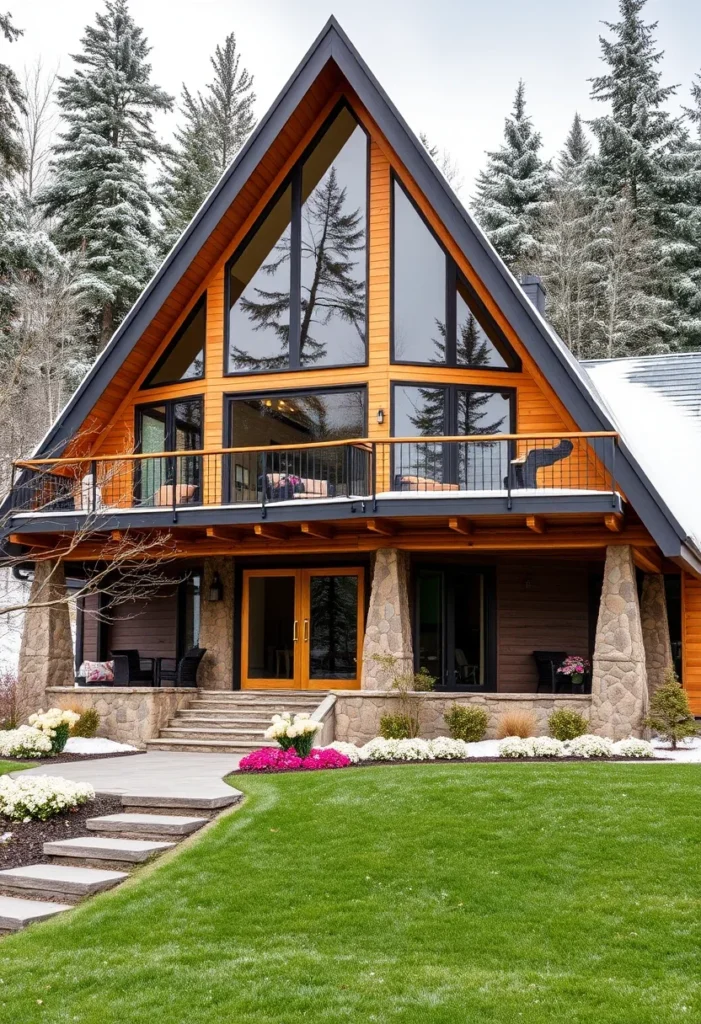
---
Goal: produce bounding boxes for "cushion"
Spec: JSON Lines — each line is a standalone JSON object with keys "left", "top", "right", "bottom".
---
{"left": 399, "top": 475, "right": 460, "bottom": 492}
{"left": 78, "top": 660, "right": 114, "bottom": 683}
{"left": 155, "top": 483, "right": 197, "bottom": 506}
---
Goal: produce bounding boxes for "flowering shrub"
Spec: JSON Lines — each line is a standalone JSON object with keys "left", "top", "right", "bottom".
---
{"left": 499, "top": 737, "right": 536, "bottom": 758}
{"left": 559, "top": 656, "right": 591, "bottom": 678}
{"left": 0, "top": 725, "right": 53, "bottom": 759}
{"left": 428, "top": 736, "right": 471, "bottom": 759}
{"left": 28, "top": 708, "right": 81, "bottom": 754}
{"left": 263, "top": 712, "right": 322, "bottom": 758}
{"left": 565, "top": 734, "right": 615, "bottom": 758}
{"left": 613, "top": 738, "right": 656, "bottom": 759}
{"left": 326, "top": 741, "right": 362, "bottom": 764}
{"left": 238, "top": 747, "right": 350, "bottom": 773}
{"left": 358, "top": 737, "right": 435, "bottom": 762}
{"left": 0, "top": 775, "right": 94, "bottom": 821}
{"left": 530, "top": 736, "right": 567, "bottom": 758}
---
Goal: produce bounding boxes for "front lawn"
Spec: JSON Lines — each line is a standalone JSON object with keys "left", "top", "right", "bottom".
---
{"left": 0, "top": 759, "right": 35, "bottom": 776}
{"left": 1, "top": 764, "right": 699, "bottom": 1023}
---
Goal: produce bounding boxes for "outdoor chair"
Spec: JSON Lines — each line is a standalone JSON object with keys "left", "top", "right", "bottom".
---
{"left": 110, "top": 649, "right": 156, "bottom": 685}
{"left": 157, "top": 647, "right": 207, "bottom": 687}
{"left": 508, "top": 439, "right": 575, "bottom": 489}
{"left": 533, "top": 650, "right": 569, "bottom": 693}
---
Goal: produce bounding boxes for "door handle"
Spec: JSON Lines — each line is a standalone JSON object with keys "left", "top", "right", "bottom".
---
{"left": 293, "top": 620, "right": 299, "bottom": 642}
{"left": 303, "top": 619, "right": 309, "bottom": 642}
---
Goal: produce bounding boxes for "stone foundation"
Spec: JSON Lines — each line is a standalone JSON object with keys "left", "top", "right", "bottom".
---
{"left": 198, "top": 558, "right": 234, "bottom": 689}
{"left": 361, "top": 549, "right": 413, "bottom": 688}
{"left": 17, "top": 560, "right": 74, "bottom": 723}
{"left": 640, "top": 573, "right": 673, "bottom": 699}
{"left": 46, "top": 687, "right": 196, "bottom": 749}
{"left": 334, "top": 691, "right": 592, "bottom": 745}
{"left": 590, "top": 545, "right": 648, "bottom": 740}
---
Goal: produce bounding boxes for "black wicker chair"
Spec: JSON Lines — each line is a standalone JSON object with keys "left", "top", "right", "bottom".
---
{"left": 533, "top": 650, "right": 569, "bottom": 693}
{"left": 158, "top": 647, "right": 207, "bottom": 687}
{"left": 510, "top": 439, "right": 575, "bottom": 489}
{"left": 110, "top": 649, "right": 155, "bottom": 685}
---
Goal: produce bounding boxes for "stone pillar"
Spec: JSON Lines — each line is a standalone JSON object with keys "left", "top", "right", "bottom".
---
{"left": 198, "top": 557, "right": 234, "bottom": 689}
{"left": 640, "top": 573, "right": 674, "bottom": 699}
{"left": 590, "top": 545, "right": 648, "bottom": 739}
{"left": 17, "top": 560, "right": 74, "bottom": 723}
{"left": 361, "top": 548, "right": 413, "bottom": 689}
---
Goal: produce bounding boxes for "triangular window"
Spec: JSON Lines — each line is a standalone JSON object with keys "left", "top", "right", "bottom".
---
{"left": 392, "top": 177, "right": 519, "bottom": 370}
{"left": 143, "top": 297, "right": 205, "bottom": 387}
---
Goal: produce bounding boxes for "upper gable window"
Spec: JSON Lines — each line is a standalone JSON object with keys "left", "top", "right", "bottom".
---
{"left": 226, "top": 104, "right": 368, "bottom": 375}
{"left": 391, "top": 178, "right": 519, "bottom": 371}
{"left": 143, "top": 297, "right": 206, "bottom": 388}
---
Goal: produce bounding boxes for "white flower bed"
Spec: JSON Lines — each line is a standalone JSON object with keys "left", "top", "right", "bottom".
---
{"left": 613, "top": 738, "right": 655, "bottom": 759}
{"left": 498, "top": 737, "right": 536, "bottom": 759}
{"left": 326, "top": 741, "right": 362, "bottom": 764}
{"left": 28, "top": 708, "right": 80, "bottom": 736}
{"left": 264, "top": 712, "right": 321, "bottom": 743}
{"left": 0, "top": 726, "right": 53, "bottom": 759}
{"left": 0, "top": 775, "right": 95, "bottom": 821}
{"left": 428, "top": 736, "right": 471, "bottom": 760}
{"left": 565, "top": 734, "right": 615, "bottom": 758}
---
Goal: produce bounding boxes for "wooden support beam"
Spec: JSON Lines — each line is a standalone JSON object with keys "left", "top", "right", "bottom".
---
{"left": 604, "top": 513, "right": 624, "bottom": 533}
{"left": 254, "top": 523, "right": 288, "bottom": 541}
{"left": 206, "top": 526, "right": 242, "bottom": 543}
{"left": 300, "top": 522, "right": 335, "bottom": 540}
{"left": 448, "top": 517, "right": 472, "bottom": 535}
{"left": 526, "top": 515, "right": 546, "bottom": 534}
{"left": 632, "top": 546, "right": 664, "bottom": 575}
{"left": 366, "top": 519, "right": 395, "bottom": 537}
{"left": 9, "top": 533, "right": 59, "bottom": 550}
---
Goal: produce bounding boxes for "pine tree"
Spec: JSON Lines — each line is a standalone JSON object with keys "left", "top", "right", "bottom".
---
{"left": 472, "top": 81, "right": 551, "bottom": 273}
{"left": 644, "top": 668, "right": 697, "bottom": 748}
{"left": 40, "top": 0, "right": 173, "bottom": 350}
{"left": 0, "top": 12, "right": 25, "bottom": 177}
{"left": 160, "top": 32, "right": 255, "bottom": 247}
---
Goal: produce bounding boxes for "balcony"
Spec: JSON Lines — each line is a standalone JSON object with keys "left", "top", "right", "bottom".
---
{"left": 7, "top": 433, "right": 621, "bottom": 533}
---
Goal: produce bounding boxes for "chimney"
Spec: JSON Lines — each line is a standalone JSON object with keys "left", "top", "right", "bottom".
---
{"left": 519, "top": 274, "right": 546, "bottom": 316}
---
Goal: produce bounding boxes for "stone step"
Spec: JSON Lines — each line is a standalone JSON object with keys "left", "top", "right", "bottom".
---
{"left": 0, "top": 895, "right": 72, "bottom": 933}
{"left": 147, "top": 737, "right": 274, "bottom": 753}
{"left": 44, "top": 836, "right": 176, "bottom": 865}
{"left": 120, "top": 792, "right": 241, "bottom": 812}
{"left": 86, "top": 813, "right": 208, "bottom": 837}
{"left": 160, "top": 727, "right": 266, "bottom": 740}
{"left": 174, "top": 714, "right": 273, "bottom": 726}
{"left": 190, "top": 695, "right": 321, "bottom": 705}
{"left": 0, "top": 864, "right": 126, "bottom": 901}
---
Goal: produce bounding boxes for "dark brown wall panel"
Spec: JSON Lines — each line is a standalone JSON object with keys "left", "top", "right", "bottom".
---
{"left": 107, "top": 590, "right": 178, "bottom": 661}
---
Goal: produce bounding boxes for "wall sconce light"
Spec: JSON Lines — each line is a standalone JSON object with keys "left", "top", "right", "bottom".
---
{"left": 377, "top": 408, "right": 385, "bottom": 425}
{"left": 208, "top": 571, "right": 224, "bottom": 602}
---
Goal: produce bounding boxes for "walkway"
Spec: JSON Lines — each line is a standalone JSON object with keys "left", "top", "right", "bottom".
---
{"left": 18, "top": 751, "right": 242, "bottom": 801}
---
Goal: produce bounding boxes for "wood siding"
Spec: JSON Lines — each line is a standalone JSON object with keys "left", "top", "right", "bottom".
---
{"left": 682, "top": 572, "right": 701, "bottom": 713}
{"left": 81, "top": 595, "right": 100, "bottom": 662}
{"left": 106, "top": 590, "right": 179, "bottom": 662}
{"left": 496, "top": 560, "right": 591, "bottom": 692}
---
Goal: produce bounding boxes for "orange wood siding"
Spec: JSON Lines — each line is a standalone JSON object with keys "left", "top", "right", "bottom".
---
{"left": 682, "top": 572, "right": 701, "bottom": 714}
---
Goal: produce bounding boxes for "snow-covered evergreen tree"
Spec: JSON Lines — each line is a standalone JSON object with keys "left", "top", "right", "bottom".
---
{"left": 159, "top": 32, "right": 255, "bottom": 248}
{"left": 0, "top": 12, "right": 25, "bottom": 177}
{"left": 472, "top": 81, "right": 551, "bottom": 273}
{"left": 40, "top": 0, "right": 173, "bottom": 350}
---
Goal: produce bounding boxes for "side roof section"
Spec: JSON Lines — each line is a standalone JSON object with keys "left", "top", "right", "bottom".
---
{"left": 27, "top": 17, "right": 701, "bottom": 576}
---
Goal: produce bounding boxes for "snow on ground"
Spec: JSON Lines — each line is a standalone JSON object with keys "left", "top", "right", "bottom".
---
{"left": 64, "top": 737, "right": 137, "bottom": 755}
{"left": 650, "top": 738, "right": 701, "bottom": 763}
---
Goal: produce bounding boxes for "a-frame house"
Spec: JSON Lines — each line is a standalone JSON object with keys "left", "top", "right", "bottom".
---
{"left": 7, "top": 19, "right": 701, "bottom": 746}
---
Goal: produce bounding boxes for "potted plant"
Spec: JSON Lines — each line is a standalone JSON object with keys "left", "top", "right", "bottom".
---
{"left": 559, "top": 656, "right": 591, "bottom": 692}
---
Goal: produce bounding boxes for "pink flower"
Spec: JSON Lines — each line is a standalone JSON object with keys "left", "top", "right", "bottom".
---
{"left": 238, "top": 747, "right": 351, "bottom": 773}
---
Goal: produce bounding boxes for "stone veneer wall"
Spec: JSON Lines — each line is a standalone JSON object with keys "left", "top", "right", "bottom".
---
{"left": 17, "top": 560, "right": 74, "bottom": 723}
{"left": 590, "top": 545, "right": 648, "bottom": 740}
{"left": 361, "top": 549, "right": 413, "bottom": 688}
{"left": 640, "top": 573, "right": 674, "bottom": 699}
{"left": 46, "top": 687, "right": 196, "bottom": 749}
{"left": 198, "top": 558, "right": 234, "bottom": 689}
{"left": 334, "top": 692, "right": 593, "bottom": 745}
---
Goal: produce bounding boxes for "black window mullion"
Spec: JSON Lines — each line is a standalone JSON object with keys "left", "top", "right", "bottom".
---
{"left": 445, "top": 259, "right": 457, "bottom": 366}
{"left": 289, "top": 166, "right": 302, "bottom": 369}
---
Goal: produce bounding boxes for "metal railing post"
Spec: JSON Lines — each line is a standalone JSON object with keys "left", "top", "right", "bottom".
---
{"left": 372, "top": 443, "right": 377, "bottom": 512}
{"left": 610, "top": 437, "right": 616, "bottom": 508}
{"left": 506, "top": 445, "right": 512, "bottom": 512}
{"left": 171, "top": 455, "right": 177, "bottom": 523}
{"left": 91, "top": 460, "right": 97, "bottom": 513}
{"left": 261, "top": 450, "right": 267, "bottom": 520}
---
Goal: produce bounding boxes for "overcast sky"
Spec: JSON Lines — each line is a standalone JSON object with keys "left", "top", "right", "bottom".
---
{"left": 9, "top": 0, "right": 701, "bottom": 194}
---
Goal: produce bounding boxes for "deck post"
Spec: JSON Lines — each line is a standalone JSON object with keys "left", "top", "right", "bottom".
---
{"left": 590, "top": 545, "right": 648, "bottom": 739}
{"left": 640, "top": 573, "right": 674, "bottom": 699}
{"left": 198, "top": 557, "right": 235, "bottom": 690}
{"left": 361, "top": 548, "right": 414, "bottom": 689}
{"left": 17, "top": 560, "right": 74, "bottom": 723}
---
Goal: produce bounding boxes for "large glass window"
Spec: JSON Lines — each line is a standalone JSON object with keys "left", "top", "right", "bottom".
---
{"left": 392, "top": 177, "right": 519, "bottom": 369}
{"left": 392, "top": 383, "right": 513, "bottom": 490}
{"left": 227, "top": 105, "right": 368, "bottom": 374}
{"left": 416, "top": 567, "right": 494, "bottom": 690}
{"left": 135, "top": 397, "right": 202, "bottom": 506}
{"left": 143, "top": 297, "right": 205, "bottom": 387}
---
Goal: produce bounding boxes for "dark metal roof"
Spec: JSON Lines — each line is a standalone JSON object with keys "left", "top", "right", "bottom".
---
{"left": 10, "top": 17, "right": 700, "bottom": 574}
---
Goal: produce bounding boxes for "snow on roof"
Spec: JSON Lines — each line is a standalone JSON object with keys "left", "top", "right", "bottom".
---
{"left": 582, "top": 353, "right": 701, "bottom": 550}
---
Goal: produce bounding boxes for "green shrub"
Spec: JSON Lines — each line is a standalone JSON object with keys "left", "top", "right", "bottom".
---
{"left": 72, "top": 708, "right": 100, "bottom": 739}
{"left": 444, "top": 704, "right": 488, "bottom": 743}
{"left": 379, "top": 714, "right": 413, "bottom": 739}
{"left": 548, "top": 708, "right": 588, "bottom": 741}
{"left": 645, "top": 670, "right": 697, "bottom": 748}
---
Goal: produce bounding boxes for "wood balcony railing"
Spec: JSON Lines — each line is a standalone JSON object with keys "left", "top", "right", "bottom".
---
{"left": 10, "top": 432, "right": 619, "bottom": 519}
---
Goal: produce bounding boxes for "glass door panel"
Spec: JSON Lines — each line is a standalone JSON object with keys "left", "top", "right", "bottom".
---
{"left": 416, "top": 567, "right": 493, "bottom": 690}
{"left": 301, "top": 569, "right": 363, "bottom": 689}
{"left": 137, "top": 405, "right": 167, "bottom": 506}
{"left": 242, "top": 571, "right": 300, "bottom": 688}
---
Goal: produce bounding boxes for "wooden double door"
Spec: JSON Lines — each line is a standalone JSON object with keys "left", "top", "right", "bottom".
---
{"left": 241, "top": 568, "right": 364, "bottom": 690}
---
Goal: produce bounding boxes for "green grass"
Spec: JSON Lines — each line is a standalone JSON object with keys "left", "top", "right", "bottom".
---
{"left": 1, "top": 764, "right": 700, "bottom": 1023}
{"left": 0, "top": 759, "right": 35, "bottom": 776}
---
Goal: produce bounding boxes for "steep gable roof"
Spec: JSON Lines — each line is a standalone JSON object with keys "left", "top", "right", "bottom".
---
{"left": 28, "top": 17, "right": 700, "bottom": 575}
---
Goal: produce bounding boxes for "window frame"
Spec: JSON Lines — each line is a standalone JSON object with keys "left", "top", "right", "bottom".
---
{"left": 135, "top": 395, "right": 204, "bottom": 454}
{"left": 223, "top": 99, "right": 370, "bottom": 377}
{"left": 390, "top": 174, "right": 521, "bottom": 372}
{"left": 141, "top": 295, "right": 207, "bottom": 390}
